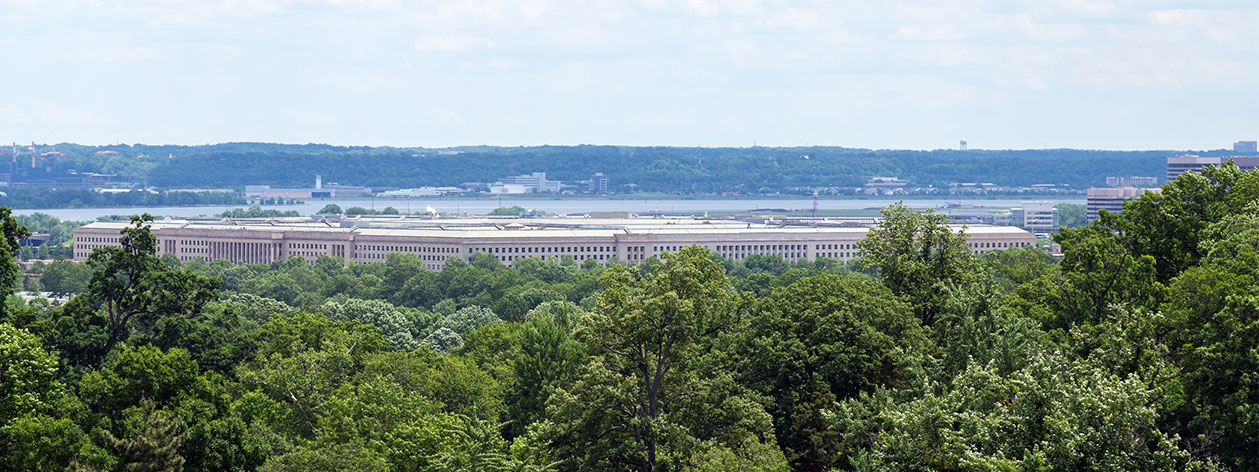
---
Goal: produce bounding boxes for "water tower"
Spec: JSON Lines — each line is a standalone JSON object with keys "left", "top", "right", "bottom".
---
{"left": 959, "top": 139, "right": 968, "bottom": 151}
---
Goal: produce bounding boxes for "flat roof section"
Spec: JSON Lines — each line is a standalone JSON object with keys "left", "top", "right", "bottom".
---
{"left": 77, "top": 220, "right": 1030, "bottom": 239}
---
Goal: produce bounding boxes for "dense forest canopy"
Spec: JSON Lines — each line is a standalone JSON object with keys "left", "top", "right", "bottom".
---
{"left": 12, "top": 142, "right": 1235, "bottom": 193}
{"left": 1, "top": 161, "right": 1257, "bottom": 470}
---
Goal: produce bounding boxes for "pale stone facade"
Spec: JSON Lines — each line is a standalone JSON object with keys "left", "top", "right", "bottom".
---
{"left": 74, "top": 218, "right": 1036, "bottom": 270}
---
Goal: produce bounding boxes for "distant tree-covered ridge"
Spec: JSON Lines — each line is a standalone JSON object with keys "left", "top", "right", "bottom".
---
{"left": 13, "top": 142, "right": 1231, "bottom": 193}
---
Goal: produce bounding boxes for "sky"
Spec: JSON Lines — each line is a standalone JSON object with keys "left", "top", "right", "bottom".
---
{"left": 1, "top": 0, "right": 1256, "bottom": 150}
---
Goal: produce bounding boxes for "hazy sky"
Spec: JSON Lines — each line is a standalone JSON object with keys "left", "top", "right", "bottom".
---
{"left": 1, "top": 0, "right": 1255, "bottom": 150}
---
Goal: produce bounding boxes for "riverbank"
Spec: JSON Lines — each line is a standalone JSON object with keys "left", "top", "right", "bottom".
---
{"left": 362, "top": 192, "right": 1085, "bottom": 202}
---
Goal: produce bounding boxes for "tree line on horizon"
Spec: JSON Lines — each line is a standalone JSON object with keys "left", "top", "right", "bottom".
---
{"left": 14, "top": 143, "right": 1197, "bottom": 193}
{"left": 0, "top": 161, "right": 1256, "bottom": 470}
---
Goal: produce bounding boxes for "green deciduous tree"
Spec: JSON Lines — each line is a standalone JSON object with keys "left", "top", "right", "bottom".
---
{"left": 40, "top": 259, "right": 93, "bottom": 296}
{"left": 0, "top": 323, "right": 95, "bottom": 471}
{"left": 79, "top": 343, "right": 267, "bottom": 471}
{"left": 0, "top": 208, "right": 30, "bottom": 321}
{"left": 0, "top": 323, "right": 66, "bottom": 422}
{"left": 439, "top": 305, "right": 502, "bottom": 337}
{"left": 85, "top": 215, "right": 220, "bottom": 366}
{"left": 1105, "top": 161, "right": 1259, "bottom": 283}
{"left": 858, "top": 203, "right": 976, "bottom": 325}
{"left": 1055, "top": 202, "right": 1086, "bottom": 228}
{"left": 735, "top": 273, "right": 930, "bottom": 470}
{"left": 505, "top": 301, "right": 585, "bottom": 438}
{"left": 1038, "top": 223, "right": 1160, "bottom": 332}
{"left": 319, "top": 297, "right": 418, "bottom": 351}
{"left": 423, "top": 327, "right": 464, "bottom": 354}
{"left": 829, "top": 353, "right": 1217, "bottom": 471}
{"left": 1160, "top": 208, "right": 1259, "bottom": 469}
{"left": 236, "top": 314, "right": 389, "bottom": 438}
{"left": 544, "top": 246, "right": 785, "bottom": 471}
{"left": 259, "top": 443, "right": 388, "bottom": 472}
{"left": 360, "top": 349, "right": 504, "bottom": 421}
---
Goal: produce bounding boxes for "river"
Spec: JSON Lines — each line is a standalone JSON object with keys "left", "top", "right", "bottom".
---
{"left": 9, "top": 197, "right": 1085, "bottom": 221}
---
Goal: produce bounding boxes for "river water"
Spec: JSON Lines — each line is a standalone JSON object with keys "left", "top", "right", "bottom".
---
{"left": 9, "top": 197, "right": 1085, "bottom": 221}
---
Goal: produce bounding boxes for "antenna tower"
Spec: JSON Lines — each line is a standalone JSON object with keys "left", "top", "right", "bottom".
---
{"left": 812, "top": 191, "right": 819, "bottom": 219}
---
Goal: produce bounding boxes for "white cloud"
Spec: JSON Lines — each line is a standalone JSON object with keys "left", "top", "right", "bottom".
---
{"left": 684, "top": 0, "right": 721, "bottom": 17}
{"left": 891, "top": 25, "right": 966, "bottom": 41}
{"left": 414, "top": 34, "right": 498, "bottom": 52}
{"left": 1, "top": 0, "right": 1256, "bottom": 148}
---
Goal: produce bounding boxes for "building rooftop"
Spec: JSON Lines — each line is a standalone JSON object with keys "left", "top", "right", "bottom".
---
{"left": 80, "top": 218, "right": 1027, "bottom": 239}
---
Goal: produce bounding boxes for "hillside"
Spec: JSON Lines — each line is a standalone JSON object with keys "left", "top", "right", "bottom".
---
{"left": 12, "top": 142, "right": 1231, "bottom": 193}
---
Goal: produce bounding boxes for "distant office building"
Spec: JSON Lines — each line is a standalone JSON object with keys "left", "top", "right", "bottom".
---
{"left": 322, "top": 185, "right": 371, "bottom": 196}
{"left": 245, "top": 185, "right": 329, "bottom": 199}
{"left": 489, "top": 183, "right": 530, "bottom": 194}
{"left": 167, "top": 188, "right": 236, "bottom": 194}
{"left": 1087, "top": 187, "right": 1160, "bottom": 223}
{"left": 864, "top": 176, "right": 908, "bottom": 195}
{"left": 866, "top": 176, "right": 906, "bottom": 188}
{"left": 1235, "top": 141, "right": 1257, "bottom": 154}
{"left": 1167, "top": 155, "right": 1259, "bottom": 182}
{"left": 497, "top": 172, "right": 561, "bottom": 193}
{"left": 1167, "top": 155, "right": 1219, "bottom": 182}
{"left": 378, "top": 187, "right": 466, "bottom": 197}
{"left": 244, "top": 176, "right": 367, "bottom": 199}
{"left": 1105, "top": 176, "right": 1158, "bottom": 187}
{"left": 1015, "top": 201, "right": 1058, "bottom": 231}
{"left": 589, "top": 173, "right": 609, "bottom": 194}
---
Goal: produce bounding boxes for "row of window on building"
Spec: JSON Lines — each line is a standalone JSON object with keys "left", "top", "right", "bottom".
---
{"left": 489, "top": 253, "right": 612, "bottom": 264}
{"left": 360, "top": 244, "right": 456, "bottom": 253}
{"left": 75, "top": 236, "right": 122, "bottom": 259}
{"left": 474, "top": 245, "right": 615, "bottom": 255}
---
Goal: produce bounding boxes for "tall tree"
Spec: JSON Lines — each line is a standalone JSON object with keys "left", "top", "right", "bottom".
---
{"left": 505, "top": 301, "right": 585, "bottom": 438}
{"left": 0, "top": 207, "right": 31, "bottom": 321}
{"left": 1041, "top": 223, "right": 1160, "bottom": 331}
{"left": 236, "top": 313, "right": 389, "bottom": 439}
{"left": 1162, "top": 209, "right": 1259, "bottom": 469}
{"left": 858, "top": 203, "right": 976, "bottom": 325}
{"left": 736, "top": 273, "right": 931, "bottom": 470}
{"left": 544, "top": 246, "right": 785, "bottom": 471}
{"left": 85, "top": 215, "right": 220, "bottom": 366}
{"left": 1104, "top": 161, "right": 1258, "bottom": 283}
{"left": 0, "top": 323, "right": 95, "bottom": 471}
{"left": 829, "top": 354, "right": 1218, "bottom": 471}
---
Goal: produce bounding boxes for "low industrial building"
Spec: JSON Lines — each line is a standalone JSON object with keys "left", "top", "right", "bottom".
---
{"left": 74, "top": 217, "right": 1036, "bottom": 271}
{"left": 377, "top": 187, "right": 466, "bottom": 197}
{"left": 244, "top": 175, "right": 371, "bottom": 199}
